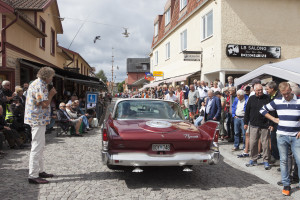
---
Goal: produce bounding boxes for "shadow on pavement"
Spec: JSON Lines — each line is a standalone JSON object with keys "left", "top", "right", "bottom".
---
{"left": 48, "top": 156, "right": 268, "bottom": 190}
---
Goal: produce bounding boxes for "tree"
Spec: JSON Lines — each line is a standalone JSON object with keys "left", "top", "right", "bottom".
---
{"left": 96, "top": 69, "right": 108, "bottom": 83}
{"left": 118, "top": 81, "right": 125, "bottom": 93}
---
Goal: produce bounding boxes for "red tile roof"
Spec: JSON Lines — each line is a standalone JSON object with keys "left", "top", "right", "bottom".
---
{"left": 151, "top": 0, "right": 206, "bottom": 49}
{"left": 1, "top": 0, "right": 53, "bottom": 10}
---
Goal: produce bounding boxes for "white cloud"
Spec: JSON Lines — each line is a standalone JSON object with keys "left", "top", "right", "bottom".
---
{"left": 57, "top": 0, "right": 166, "bottom": 82}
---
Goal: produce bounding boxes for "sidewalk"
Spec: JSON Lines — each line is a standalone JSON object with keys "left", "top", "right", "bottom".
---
{"left": 219, "top": 139, "right": 300, "bottom": 198}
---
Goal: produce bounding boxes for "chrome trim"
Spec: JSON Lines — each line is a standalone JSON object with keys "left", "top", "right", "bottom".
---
{"left": 101, "top": 151, "right": 220, "bottom": 167}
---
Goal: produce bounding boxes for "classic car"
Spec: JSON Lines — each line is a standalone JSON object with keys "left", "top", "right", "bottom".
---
{"left": 101, "top": 99, "right": 220, "bottom": 172}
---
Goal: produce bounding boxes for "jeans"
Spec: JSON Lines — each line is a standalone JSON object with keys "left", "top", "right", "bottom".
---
{"left": 234, "top": 117, "right": 245, "bottom": 149}
{"left": 80, "top": 115, "right": 89, "bottom": 129}
{"left": 270, "top": 124, "right": 280, "bottom": 160}
{"left": 277, "top": 134, "right": 300, "bottom": 187}
{"left": 194, "top": 116, "right": 204, "bottom": 127}
{"left": 226, "top": 113, "right": 234, "bottom": 139}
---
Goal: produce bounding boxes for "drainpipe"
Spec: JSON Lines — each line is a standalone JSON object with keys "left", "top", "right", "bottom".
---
{"left": 1, "top": 12, "right": 19, "bottom": 67}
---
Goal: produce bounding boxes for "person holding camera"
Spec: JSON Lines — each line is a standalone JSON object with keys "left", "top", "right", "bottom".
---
{"left": 25, "top": 67, "right": 57, "bottom": 184}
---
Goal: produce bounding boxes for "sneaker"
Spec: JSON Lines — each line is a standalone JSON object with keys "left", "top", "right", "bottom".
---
{"left": 263, "top": 162, "right": 271, "bottom": 170}
{"left": 246, "top": 160, "right": 257, "bottom": 167}
{"left": 237, "top": 153, "right": 249, "bottom": 158}
{"left": 282, "top": 186, "right": 291, "bottom": 196}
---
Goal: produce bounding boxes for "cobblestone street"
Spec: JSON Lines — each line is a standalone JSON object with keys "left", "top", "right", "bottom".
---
{"left": 0, "top": 101, "right": 299, "bottom": 200}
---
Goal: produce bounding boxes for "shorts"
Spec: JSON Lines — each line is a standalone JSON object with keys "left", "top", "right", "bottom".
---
{"left": 70, "top": 118, "right": 81, "bottom": 126}
{"left": 189, "top": 105, "right": 197, "bottom": 113}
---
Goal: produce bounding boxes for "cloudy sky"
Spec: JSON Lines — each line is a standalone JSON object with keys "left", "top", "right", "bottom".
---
{"left": 57, "top": 0, "right": 167, "bottom": 82}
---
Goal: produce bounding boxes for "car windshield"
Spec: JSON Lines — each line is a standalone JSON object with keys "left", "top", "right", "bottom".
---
{"left": 115, "top": 100, "right": 184, "bottom": 120}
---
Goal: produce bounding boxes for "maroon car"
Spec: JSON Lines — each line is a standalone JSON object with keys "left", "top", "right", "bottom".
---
{"left": 102, "top": 99, "right": 220, "bottom": 172}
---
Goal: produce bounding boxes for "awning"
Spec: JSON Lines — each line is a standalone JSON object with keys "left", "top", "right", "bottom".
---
{"left": 18, "top": 58, "right": 106, "bottom": 89}
{"left": 19, "top": 59, "right": 64, "bottom": 79}
{"left": 143, "top": 80, "right": 164, "bottom": 88}
{"left": 131, "top": 77, "right": 149, "bottom": 86}
{"left": 234, "top": 57, "right": 300, "bottom": 86}
{"left": 64, "top": 77, "right": 101, "bottom": 87}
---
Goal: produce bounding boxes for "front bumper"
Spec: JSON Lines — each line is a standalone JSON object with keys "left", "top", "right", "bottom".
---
{"left": 102, "top": 151, "right": 220, "bottom": 167}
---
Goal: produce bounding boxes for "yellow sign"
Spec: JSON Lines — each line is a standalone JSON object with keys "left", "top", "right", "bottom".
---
{"left": 153, "top": 71, "right": 164, "bottom": 77}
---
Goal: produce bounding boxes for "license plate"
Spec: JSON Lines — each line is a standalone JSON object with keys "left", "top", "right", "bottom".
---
{"left": 152, "top": 144, "right": 170, "bottom": 151}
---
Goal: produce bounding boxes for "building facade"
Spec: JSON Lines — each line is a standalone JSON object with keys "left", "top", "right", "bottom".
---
{"left": 150, "top": 0, "right": 300, "bottom": 86}
{"left": 0, "top": 0, "right": 105, "bottom": 97}
{"left": 126, "top": 58, "right": 150, "bottom": 91}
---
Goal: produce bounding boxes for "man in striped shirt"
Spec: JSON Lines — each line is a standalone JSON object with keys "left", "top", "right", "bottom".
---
{"left": 260, "top": 82, "right": 300, "bottom": 196}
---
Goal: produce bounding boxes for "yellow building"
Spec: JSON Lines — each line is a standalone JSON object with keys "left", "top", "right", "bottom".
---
{"left": 150, "top": 0, "right": 300, "bottom": 86}
{"left": 0, "top": 0, "right": 104, "bottom": 97}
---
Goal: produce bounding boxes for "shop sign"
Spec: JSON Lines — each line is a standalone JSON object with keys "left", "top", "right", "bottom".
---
{"left": 226, "top": 44, "right": 281, "bottom": 59}
{"left": 145, "top": 76, "right": 155, "bottom": 81}
{"left": 145, "top": 72, "right": 153, "bottom": 77}
{"left": 183, "top": 51, "right": 202, "bottom": 61}
{"left": 153, "top": 71, "right": 164, "bottom": 77}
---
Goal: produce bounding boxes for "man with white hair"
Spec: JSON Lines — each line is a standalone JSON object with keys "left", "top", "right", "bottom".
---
{"left": 244, "top": 84, "right": 271, "bottom": 170}
{"left": 205, "top": 90, "right": 221, "bottom": 121}
{"left": 25, "top": 67, "right": 57, "bottom": 184}
{"left": 231, "top": 89, "right": 249, "bottom": 151}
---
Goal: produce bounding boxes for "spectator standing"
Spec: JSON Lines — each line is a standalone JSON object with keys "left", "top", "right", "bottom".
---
{"left": 165, "top": 90, "right": 178, "bottom": 102}
{"left": 188, "top": 85, "right": 199, "bottom": 121}
{"left": 215, "top": 91, "right": 227, "bottom": 140}
{"left": 225, "top": 76, "right": 234, "bottom": 87}
{"left": 175, "top": 85, "right": 184, "bottom": 106}
{"left": 25, "top": 67, "right": 57, "bottom": 184}
{"left": 265, "top": 81, "right": 281, "bottom": 162}
{"left": 231, "top": 89, "right": 249, "bottom": 151}
{"left": 211, "top": 81, "right": 221, "bottom": 93}
{"left": 197, "top": 81, "right": 209, "bottom": 107}
{"left": 180, "top": 82, "right": 189, "bottom": 108}
{"left": 205, "top": 90, "right": 221, "bottom": 121}
{"left": 244, "top": 84, "right": 271, "bottom": 170}
{"left": 260, "top": 82, "right": 300, "bottom": 196}
{"left": 23, "top": 82, "right": 29, "bottom": 97}
{"left": 225, "top": 87, "right": 236, "bottom": 142}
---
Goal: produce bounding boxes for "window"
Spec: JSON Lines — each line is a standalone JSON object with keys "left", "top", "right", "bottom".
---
{"left": 39, "top": 17, "right": 45, "bottom": 49}
{"left": 154, "top": 51, "right": 158, "bottom": 66}
{"left": 154, "top": 23, "right": 159, "bottom": 37}
{"left": 166, "top": 42, "right": 170, "bottom": 59}
{"left": 202, "top": 10, "right": 213, "bottom": 40}
{"left": 142, "top": 64, "right": 147, "bottom": 70}
{"left": 50, "top": 28, "right": 55, "bottom": 55}
{"left": 165, "top": 8, "right": 171, "bottom": 26}
{"left": 180, "top": 29, "right": 187, "bottom": 51}
{"left": 180, "top": 0, "right": 188, "bottom": 11}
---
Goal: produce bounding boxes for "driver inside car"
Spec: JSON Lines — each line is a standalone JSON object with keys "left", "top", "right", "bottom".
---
{"left": 118, "top": 102, "right": 136, "bottom": 118}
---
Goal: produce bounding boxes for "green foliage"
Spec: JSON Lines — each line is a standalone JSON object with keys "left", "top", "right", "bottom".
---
{"left": 118, "top": 81, "right": 125, "bottom": 93}
{"left": 96, "top": 69, "right": 108, "bottom": 83}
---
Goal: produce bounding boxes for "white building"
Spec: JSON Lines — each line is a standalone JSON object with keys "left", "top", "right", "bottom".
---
{"left": 149, "top": 0, "right": 300, "bottom": 86}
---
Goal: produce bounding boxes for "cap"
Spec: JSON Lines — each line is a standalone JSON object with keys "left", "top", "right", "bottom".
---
{"left": 251, "top": 78, "right": 261, "bottom": 85}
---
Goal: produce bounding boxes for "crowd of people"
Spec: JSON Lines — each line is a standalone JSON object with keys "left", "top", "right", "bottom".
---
{"left": 121, "top": 76, "right": 300, "bottom": 196}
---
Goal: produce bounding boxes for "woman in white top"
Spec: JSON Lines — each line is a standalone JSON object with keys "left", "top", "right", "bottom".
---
{"left": 211, "top": 81, "right": 221, "bottom": 93}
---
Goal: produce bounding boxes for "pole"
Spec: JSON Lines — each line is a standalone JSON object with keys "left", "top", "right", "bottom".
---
{"left": 111, "top": 47, "right": 114, "bottom": 95}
